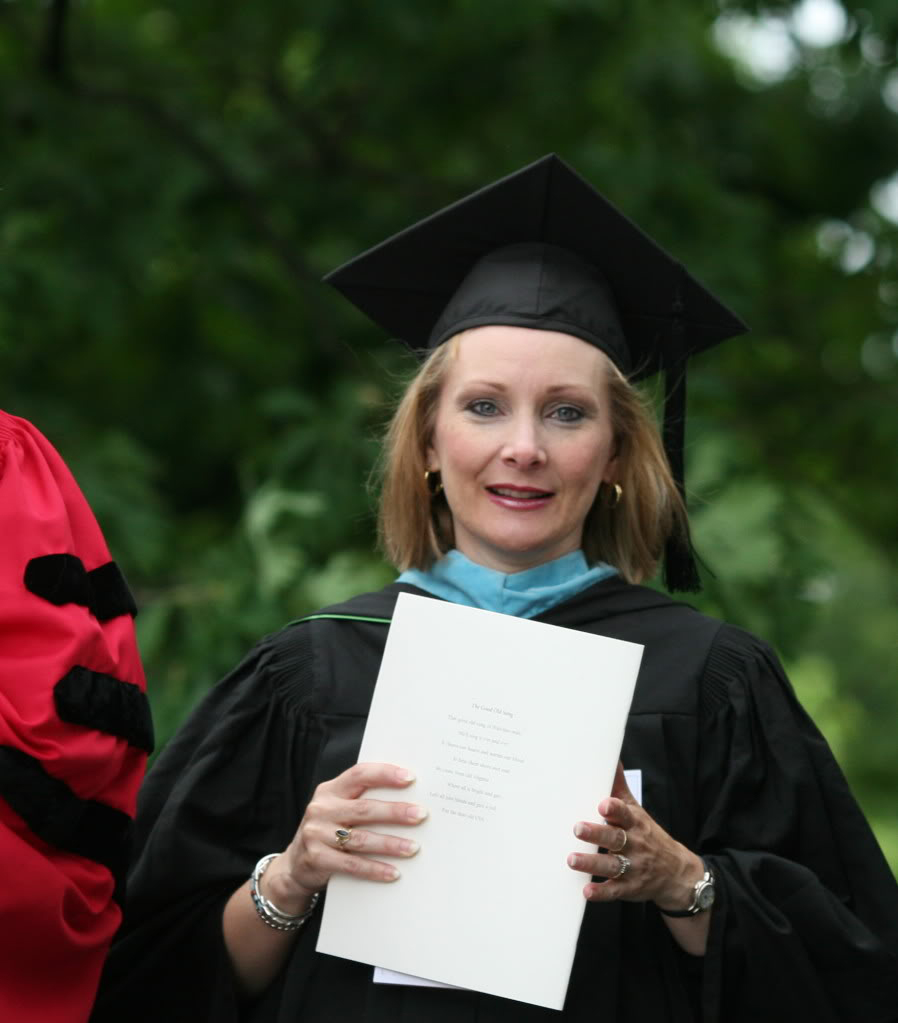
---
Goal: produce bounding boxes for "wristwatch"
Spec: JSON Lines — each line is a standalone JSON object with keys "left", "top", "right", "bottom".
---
{"left": 658, "top": 862, "right": 715, "bottom": 918}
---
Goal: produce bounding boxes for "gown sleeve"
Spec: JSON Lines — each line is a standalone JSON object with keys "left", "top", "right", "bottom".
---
{"left": 697, "top": 625, "right": 898, "bottom": 1023}
{"left": 90, "top": 624, "right": 324, "bottom": 1023}
{"left": 0, "top": 412, "right": 150, "bottom": 1023}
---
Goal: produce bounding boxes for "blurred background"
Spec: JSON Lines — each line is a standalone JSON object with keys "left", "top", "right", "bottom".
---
{"left": 1, "top": 0, "right": 895, "bottom": 870}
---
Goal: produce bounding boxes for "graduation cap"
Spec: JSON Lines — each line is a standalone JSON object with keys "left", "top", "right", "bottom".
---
{"left": 325, "top": 154, "right": 748, "bottom": 590}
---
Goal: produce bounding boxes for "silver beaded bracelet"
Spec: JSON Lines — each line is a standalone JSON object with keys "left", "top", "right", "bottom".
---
{"left": 250, "top": 853, "right": 320, "bottom": 932}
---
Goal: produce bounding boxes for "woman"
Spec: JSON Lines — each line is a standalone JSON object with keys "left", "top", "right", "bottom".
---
{"left": 93, "top": 156, "right": 898, "bottom": 1022}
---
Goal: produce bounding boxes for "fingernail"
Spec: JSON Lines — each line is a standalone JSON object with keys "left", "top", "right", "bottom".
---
{"left": 397, "top": 768, "right": 415, "bottom": 782}
{"left": 400, "top": 839, "right": 420, "bottom": 856}
{"left": 384, "top": 866, "right": 400, "bottom": 881}
{"left": 567, "top": 853, "right": 580, "bottom": 869}
{"left": 407, "top": 805, "right": 429, "bottom": 822}
{"left": 574, "top": 822, "right": 588, "bottom": 840}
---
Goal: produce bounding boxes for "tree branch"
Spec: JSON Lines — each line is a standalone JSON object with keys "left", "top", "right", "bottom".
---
{"left": 36, "top": 4, "right": 346, "bottom": 362}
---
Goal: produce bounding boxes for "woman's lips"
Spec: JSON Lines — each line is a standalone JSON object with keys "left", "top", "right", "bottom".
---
{"left": 486, "top": 485, "right": 554, "bottom": 510}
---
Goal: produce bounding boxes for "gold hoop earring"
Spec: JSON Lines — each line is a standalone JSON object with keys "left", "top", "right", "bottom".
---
{"left": 605, "top": 482, "right": 622, "bottom": 508}
{"left": 424, "top": 469, "right": 443, "bottom": 496}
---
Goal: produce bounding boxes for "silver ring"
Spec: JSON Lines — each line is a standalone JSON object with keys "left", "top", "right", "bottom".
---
{"left": 613, "top": 854, "right": 631, "bottom": 879}
{"left": 335, "top": 827, "right": 353, "bottom": 850}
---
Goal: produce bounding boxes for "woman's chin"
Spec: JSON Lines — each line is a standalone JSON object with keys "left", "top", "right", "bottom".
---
{"left": 459, "top": 538, "right": 577, "bottom": 574}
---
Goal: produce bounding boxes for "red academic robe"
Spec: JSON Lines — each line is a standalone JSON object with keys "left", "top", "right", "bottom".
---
{"left": 0, "top": 411, "right": 152, "bottom": 1023}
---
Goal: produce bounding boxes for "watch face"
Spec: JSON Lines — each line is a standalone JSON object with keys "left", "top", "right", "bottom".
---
{"left": 697, "top": 883, "right": 715, "bottom": 911}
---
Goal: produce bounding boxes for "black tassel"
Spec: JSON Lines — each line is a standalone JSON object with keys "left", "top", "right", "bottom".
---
{"left": 661, "top": 348, "right": 702, "bottom": 593}
{"left": 663, "top": 531, "right": 702, "bottom": 593}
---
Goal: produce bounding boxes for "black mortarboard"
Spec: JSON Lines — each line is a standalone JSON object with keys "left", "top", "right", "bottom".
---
{"left": 325, "top": 154, "right": 748, "bottom": 590}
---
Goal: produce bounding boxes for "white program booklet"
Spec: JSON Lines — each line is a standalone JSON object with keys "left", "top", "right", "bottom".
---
{"left": 316, "top": 592, "right": 643, "bottom": 1011}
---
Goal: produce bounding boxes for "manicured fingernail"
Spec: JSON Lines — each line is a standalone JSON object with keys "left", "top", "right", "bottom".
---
{"left": 567, "top": 853, "right": 580, "bottom": 869}
{"left": 400, "top": 839, "right": 420, "bottom": 856}
{"left": 407, "top": 805, "right": 428, "bottom": 822}
{"left": 396, "top": 768, "right": 415, "bottom": 782}
{"left": 384, "top": 866, "right": 400, "bottom": 881}
{"left": 574, "top": 822, "right": 588, "bottom": 839}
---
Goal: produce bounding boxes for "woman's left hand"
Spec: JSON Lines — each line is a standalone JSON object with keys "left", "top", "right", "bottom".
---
{"left": 567, "top": 762, "right": 704, "bottom": 911}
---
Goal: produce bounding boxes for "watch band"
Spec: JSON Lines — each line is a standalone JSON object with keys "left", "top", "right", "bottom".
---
{"left": 658, "top": 862, "right": 715, "bottom": 918}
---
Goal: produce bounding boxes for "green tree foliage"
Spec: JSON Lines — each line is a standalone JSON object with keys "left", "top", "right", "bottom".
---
{"left": 1, "top": 0, "right": 895, "bottom": 867}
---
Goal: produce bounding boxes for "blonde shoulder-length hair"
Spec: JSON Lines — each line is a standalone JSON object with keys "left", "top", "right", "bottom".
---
{"left": 377, "top": 335, "right": 689, "bottom": 584}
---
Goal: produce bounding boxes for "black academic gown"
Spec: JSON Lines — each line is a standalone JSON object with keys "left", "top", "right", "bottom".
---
{"left": 92, "top": 579, "right": 898, "bottom": 1023}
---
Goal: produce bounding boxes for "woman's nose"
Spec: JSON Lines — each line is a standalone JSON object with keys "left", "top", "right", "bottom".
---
{"left": 500, "top": 417, "right": 547, "bottom": 467}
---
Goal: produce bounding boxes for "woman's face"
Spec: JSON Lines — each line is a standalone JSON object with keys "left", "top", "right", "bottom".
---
{"left": 426, "top": 325, "right": 618, "bottom": 574}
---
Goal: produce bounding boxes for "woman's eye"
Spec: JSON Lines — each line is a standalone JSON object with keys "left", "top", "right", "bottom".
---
{"left": 550, "top": 405, "right": 585, "bottom": 423}
{"left": 468, "top": 399, "right": 500, "bottom": 417}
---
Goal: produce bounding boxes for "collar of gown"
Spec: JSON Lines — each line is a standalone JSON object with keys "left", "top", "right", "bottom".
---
{"left": 396, "top": 549, "right": 617, "bottom": 619}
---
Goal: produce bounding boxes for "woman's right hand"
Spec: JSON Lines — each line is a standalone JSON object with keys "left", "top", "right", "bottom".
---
{"left": 224, "top": 763, "right": 425, "bottom": 994}
{"left": 262, "top": 762, "right": 427, "bottom": 911}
